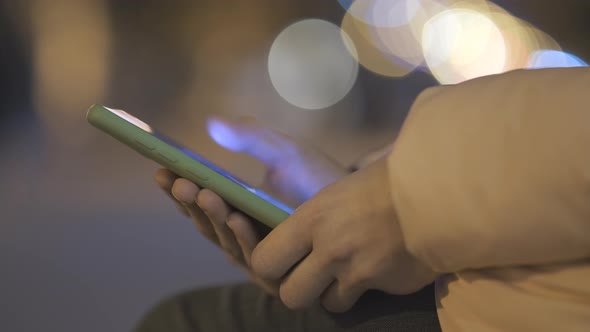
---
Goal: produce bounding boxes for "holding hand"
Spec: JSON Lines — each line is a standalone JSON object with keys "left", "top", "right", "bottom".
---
{"left": 155, "top": 117, "right": 347, "bottom": 295}
{"left": 251, "top": 158, "right": 439, "bottom": 312}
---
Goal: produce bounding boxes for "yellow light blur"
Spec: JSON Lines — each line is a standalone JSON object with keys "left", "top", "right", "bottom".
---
{"left": 419, "top": 0, "right": 569, "bottom": 84}
{"left": 478, "top": 2, "right": 561, "bottom": 72}
{"left": 31, "top": 0, "right": 111, "bottom": 146}
{"left": 422, "top": 7, "right": 508, "bottom": 84}
{"left": 374, "top": 0, "right": 448, "bottom": 70}
{"left": 341, "top": 1, "right": 418, "bottom": 78}
{"left": 341, "top": 0, "right": 571, "bottom": 83}
{"left": 488, "top": 13, "right": 533, "bottom": 71}
{"left": 404, "top": 0, "right": 453, "bottom": 42}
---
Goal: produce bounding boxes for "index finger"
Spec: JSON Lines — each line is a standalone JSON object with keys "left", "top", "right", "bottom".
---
{"left": 154, "top": 168, "right": 178, "bottom": 191}
{"left": 251, "top": 208, "right": 312, "bottom": 280}
{"left": 154, "top": 168, "right": 189, "bottom": 217}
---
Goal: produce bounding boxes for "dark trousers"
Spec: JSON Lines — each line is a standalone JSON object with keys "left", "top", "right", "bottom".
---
{"left": 135, "top": 283, "right": 441, "bottom": 332}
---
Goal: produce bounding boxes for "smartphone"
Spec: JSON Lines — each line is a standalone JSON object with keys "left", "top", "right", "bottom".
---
{"left": 86, "top": 104, "right": 293, "bottom": 228}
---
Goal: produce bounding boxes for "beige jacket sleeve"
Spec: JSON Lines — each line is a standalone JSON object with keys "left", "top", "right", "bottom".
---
{"left": 387, "top": 68, "right": 590, "bottom": 273}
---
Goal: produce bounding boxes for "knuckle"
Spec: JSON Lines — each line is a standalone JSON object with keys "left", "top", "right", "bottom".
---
{"left": 341, "top": 275, "right": 361, "bottom": 291}
{"left": 348, "top": 265, "right": 378, "bottom": 288}
{"left": 321, "top": 296, "right": 349, "bottom": 313}
{"left": 250, "top": 248, "right": 272, "bottom": 278}
{"left": 279, "top": 284, "right": 303, "bottom": 310}
{"left": 322, "top": 243, "right": 354, "bottom": 264}
{"left": 320, "top": 281, "right": 359, "bottom": 313}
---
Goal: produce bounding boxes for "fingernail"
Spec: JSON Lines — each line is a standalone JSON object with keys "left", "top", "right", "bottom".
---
{"left": 226, "top": 216, "right": 236, "bottom": 228}
{"left": 195, "top": 201, "right": 206, "bottom": 213}
{"left": 172, "top": 191, "right": 192, "bottom": 205}
{"left": 171, "top": 190, "right": 181, "bottom": 201}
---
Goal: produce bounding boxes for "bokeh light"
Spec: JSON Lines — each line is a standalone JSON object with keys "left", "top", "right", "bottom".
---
{"left": 372, "top": 0, "right": 447, "bottom": 71}
{"left": 527, "top": 50, "right": 588, "bottom": 69}
{"left": 422, "top": 8, "right": 507, "bottom": 84}
{"left": 340, "top": 1, "right": 420, "bottom": 78}
{"left": 268, "top": 19, "right": 358, "bottom": 110}
{"left": 488, "top": 12, "right": 537, "bottom": 71}
{"left": 371, "top": 0, "right": 422, "bottom": 28}
{"left": 345, "top": 0, "right": 423, "bottom": 28}
{"left": 335, "top": 0, "right": 586, "bottom": 84}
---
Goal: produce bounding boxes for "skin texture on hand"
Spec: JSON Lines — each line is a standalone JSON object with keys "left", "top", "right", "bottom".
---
{"left": 156, "top": 168, "right": 280, "bottom": 295}
{"left": 155, "top": 116, "right": 347, "bottom": 296}
{"left": 250, "top": 158, "right": 439, "bottom": 312}
{"left": 157, "top": 117, "right": 435, "bottom": 312}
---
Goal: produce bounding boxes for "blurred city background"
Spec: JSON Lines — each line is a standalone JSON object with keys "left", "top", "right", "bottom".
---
{"left": 1, "top": 0, "right": 588, "bottom": 331}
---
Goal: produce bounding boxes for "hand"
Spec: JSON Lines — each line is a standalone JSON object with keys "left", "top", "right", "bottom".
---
{"left": 206, "top": 116, "right": 346, "bottom": 204}
{"left": 155, "top": 117, "right": 347, "bottom": 295}
{"left": 250, "top": 158, "right": 439, "bottom": 312}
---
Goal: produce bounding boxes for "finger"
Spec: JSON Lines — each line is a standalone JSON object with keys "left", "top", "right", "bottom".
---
{"left": 154, "top": 168, "right": 177, "bottom": 190}
{"left": 226, "top": 213, "right": 280, "bottom": 295}
{"left": 171, "top": 177, "right": 200, "bottom": 203}
{"left": 226, "top": 212, "right": 261, "bottom": 267}
{"left": 246, "top": 270, "right": 280, "bottom": 297}
{"left": 171, "top": 178, "right": 218, "bottom": 243}
{"left": 197, "top": 189, "right": 243, "bottom": 262}
{"left": 278, "top": 252, "right": 335, "bottom": 310}
{"left": 207, "top": 116, "right": 297, "bottom": 166}
{"left": 320, "top": 279, "right": 365, "bottom": 313}
{"left": 155, "top": 168, "right": 189, "bottom": 216}
{"left": 251, "top": 210, "right": 312, "bottom": 280}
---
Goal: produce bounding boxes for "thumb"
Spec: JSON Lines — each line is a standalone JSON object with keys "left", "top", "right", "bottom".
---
{"left": 206, "top": 116, "right": 296, "bottom": 167}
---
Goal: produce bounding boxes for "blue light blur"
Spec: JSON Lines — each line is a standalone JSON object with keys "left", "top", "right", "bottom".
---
{"left": 206, "top": 118, "right": 242, "bottom": 152}
{"left": 338, "top": 0, "right": 354, "bottom": 10}
{"left": 153, "top": 123, "right": 294, "bottom": 214}
{"left": 528, "top": 50, "right": 588, "bottom": 69}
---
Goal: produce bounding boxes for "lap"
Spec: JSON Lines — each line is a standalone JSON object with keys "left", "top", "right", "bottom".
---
{"left": 135, "top": 283, "right": 440, "bottom": 332}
